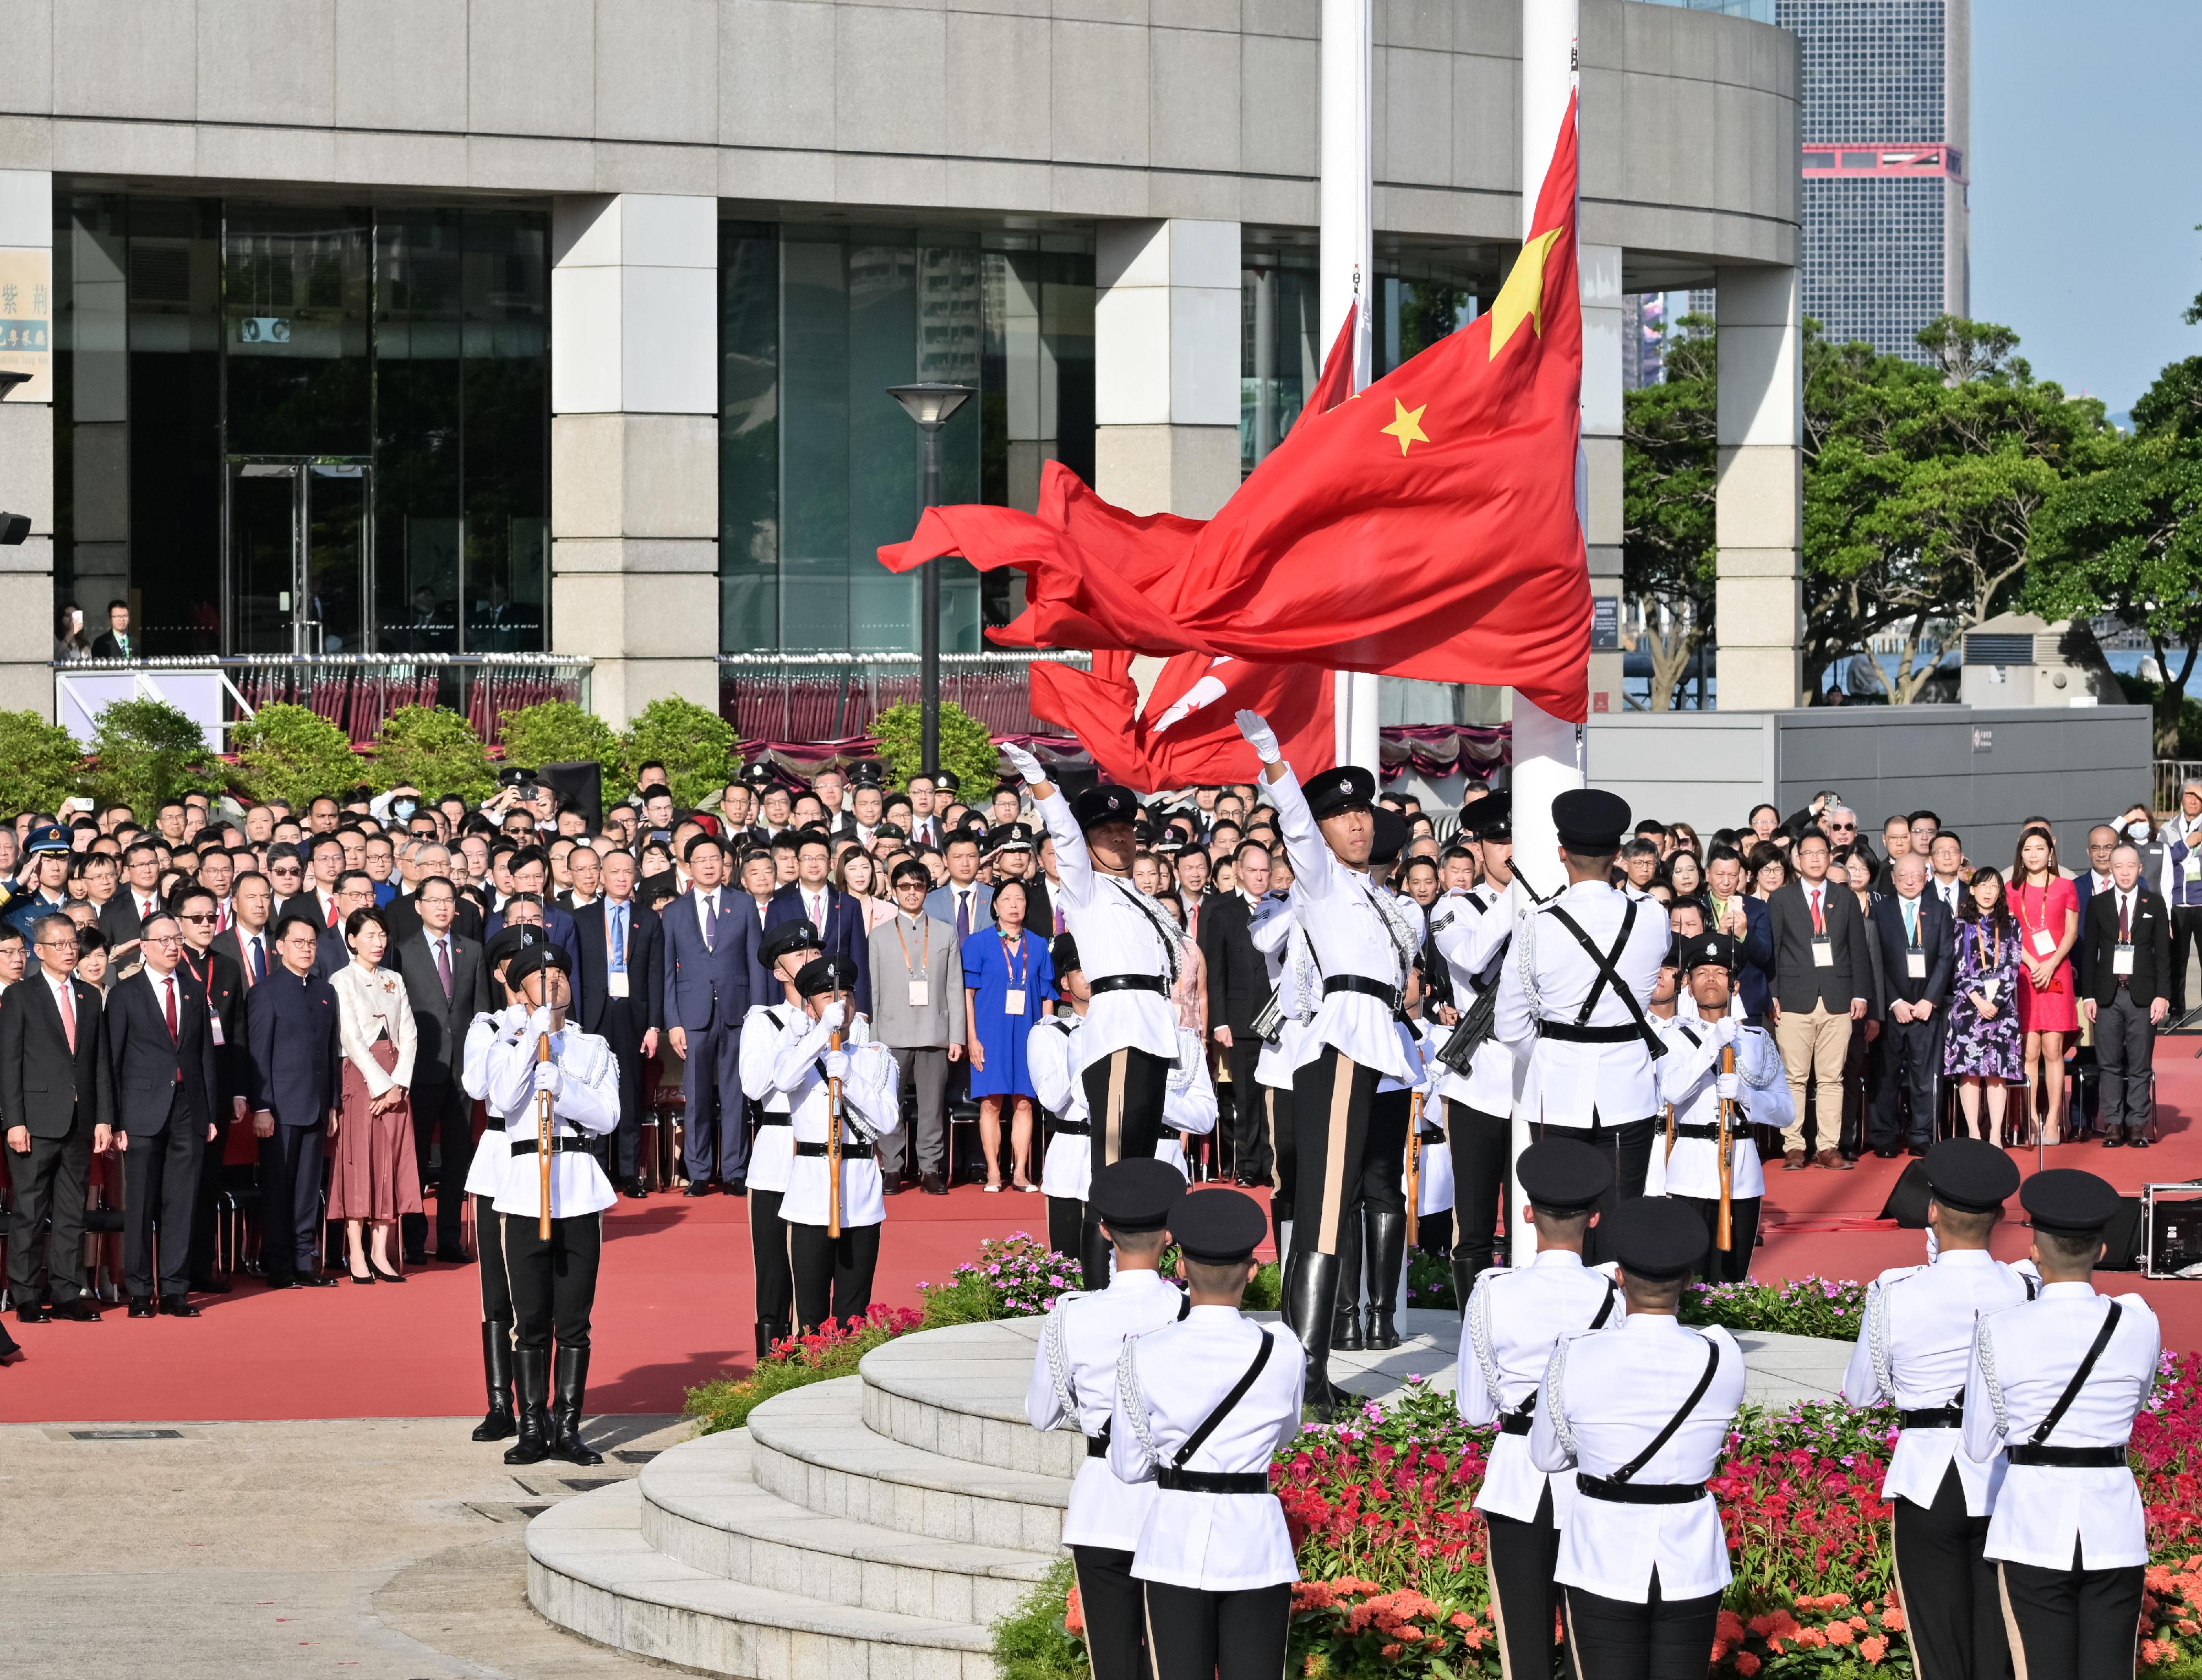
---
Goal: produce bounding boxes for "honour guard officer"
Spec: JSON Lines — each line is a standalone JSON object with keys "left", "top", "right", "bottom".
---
{"left": 1431, "top": 790, "right": 1518, "bottom": 1302}
{"left": 1495, "top": 790, "right": 1671, "bottom": 1247}
{"left": 1456, "top": 1138, "right": 1620, "bottom": 1680}
{"left": 1530, "top": 1198, "right": 1746, "bottom": 1679}
{"left": 460, "top": 925, "right": 533, "bottom": 1442}
{"left": 740, "top": 918, "right": 821, "bottom": 1357}
{"left": 1247, "top": 873, "right": 1312, "bottom": 1267}
{"left": 1030, "top": 935, "right": 1094, "bottom": 1262}
{"left": 1649, "top": 933, "right": 1787, "bottom": 1281}
{"left": 1002, "top": 744, "right": 1184, "bottom": 1289}
{"left": 1232, "top": 710, "right": 1421, "bottom": 1412}
{"left": 483, "top": 942, "right": 623, "bottom": 1467}
{"left": 1963, "top": 1168, "right": 2162, "bottom": 1680}
{"left": 1024, "top": 1159, "right": 1190, "bottom": 1680}
{"left": 770, "top": 956, "right": 901, "bottom": 1330}
{"left": 1108, "top": 1188, "right": 1304, "bottom": 1680}
{"left": 4, "top": 824, "right": 75, "bottom": 937}
{"left": 1840, "top": 1137, "right": 2030, "bottom": 1680}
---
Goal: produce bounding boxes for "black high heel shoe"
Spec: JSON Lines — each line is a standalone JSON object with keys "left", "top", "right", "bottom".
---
{"left": 348, "top": 1267, "right": 377, "bottom": 1285}
{"left": 369, "top": 1262, "right": 407, "bottom": 1283}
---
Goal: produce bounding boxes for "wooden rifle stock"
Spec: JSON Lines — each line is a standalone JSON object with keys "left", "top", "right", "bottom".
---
{"left": 1405, "top": 1091, "right": 1422, "bottom": 1248}
{"left": 537, "top": 1031, "right": 553, "bottom": 1240}
{"left": 826, "top": 991, "right": 844, "bottom": 1240}
{"left": 1716, "top": 1041, "right": 1735, "bottom": 1252}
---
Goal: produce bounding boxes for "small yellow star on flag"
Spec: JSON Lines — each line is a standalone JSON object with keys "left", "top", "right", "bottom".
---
{"left": 1380, "top": 399, "right": 1430, "bottom": 456}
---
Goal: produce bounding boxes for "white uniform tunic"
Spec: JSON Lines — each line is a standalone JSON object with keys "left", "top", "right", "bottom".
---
{"left": 770, "top": 1012, "right": 902, "bottom": 1229}
{"left": 1531, "top": 1315, "right": 1746, "bottom": 1602}
{"left": 462, "top": 1003, "right": 525, "bottom": 1197}
{"left": 739, "top": 1002, "right": 803, "bottom": 1196}
{"left": 1033, "top": 789, "right": 1181, "bottom": 1064}
{"left": 1430, "top": 883, "right": 1518, "bottom": 1115}
{"left": 1963, "top": 1282, "right": 2162, "bottom": 1568}
{"left": 1495, "top": 881, "right": 1670, "bottom": 1127}
{"left": 1109, "top": 1307, "right": 1305, "bottom": 1590}
{"left": 483, "top": 1012, "right": 623, "bottom": 1218}
{"left": 1266, "top": 767, "right": 1417, "bottom": 1083}
{"left": 1247, "top": 897, "right": 1313, "bottom": 1091}
{"left": 1456, "top": 1250, "right": 1622, "bottom": 1521}
{"left": 1162, "top": 1026, "right": 1218, "bottom": 1151}
{"left": 1841, "top": 1250, "right": 2032, "bottom": 1514}
{"left": 1647, "top": 1013, "right": 1780, "bottom": 1201}
{"left": 1024, "top": 1270, "right": 1190, "bottom": 1549}
{"left": 1030, "top": 1013, "right": 1092, "bottom": 1199}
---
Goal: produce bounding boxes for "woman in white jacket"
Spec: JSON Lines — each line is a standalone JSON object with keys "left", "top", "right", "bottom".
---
{"left": 326, "top": 906, "right": 421, "bottom": 1283}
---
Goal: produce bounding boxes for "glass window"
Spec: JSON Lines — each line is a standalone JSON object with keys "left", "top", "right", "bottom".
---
{"left": 721, "top": 223, "right": 779, "bottom": 654}
{"left": 459, "top": 210, "right": 549, "bottom": 653}
{"left": 224, "top": 204, "right": 372, "bottom": 457}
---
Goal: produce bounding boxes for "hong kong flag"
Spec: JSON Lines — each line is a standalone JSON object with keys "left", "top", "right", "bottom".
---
{"left": 882, "top": 97, "right": 1589, "bottom": 722}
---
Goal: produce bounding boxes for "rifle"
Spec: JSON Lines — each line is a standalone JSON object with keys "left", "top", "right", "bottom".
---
{"left": 1716, "top": 1041, "right": 1735, "bottom": 1252}
{"left": 1405, "top": 1090, "right": 1422, "bottom": 1248}
{"left": 536, "top": 1030, "right": 553, "bottom": 1240}
{"left": 826, "top": 990, "right": 844, "bottom": 1240}
{"left": 1663, "top": 1099, "right": 1676, "bottom": 1164}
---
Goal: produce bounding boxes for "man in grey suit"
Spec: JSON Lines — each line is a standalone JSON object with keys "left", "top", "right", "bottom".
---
{"left": 391, "top": 875, "right": 488, "bottom": 1261}
{"left": 923, "top": 833, "right": 993, "bottom": 940}
{"left": 870, "top": 859, "right": 965, "bottom": 1195}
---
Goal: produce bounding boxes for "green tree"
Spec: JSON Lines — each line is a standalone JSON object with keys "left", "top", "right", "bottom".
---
{"left": 0, "top": 711, "right": 85, "bottom": 813}
{"left": 500, "top": 699, "right": 622, "bottom": 778}
{"left": 870, "top": 699, "right": 1000, "bottom": 794}
{"left": 85, "top": 698, "right": 220, "bottom": 816}
{"left": 1622, "top": 316, "right": 1717, "bottom": 708}
{"left": 372, "top": 705, "right": 498, "bottom": 803}
{"left": 228, "top": 702, "right": 364, "bottom": 809}
{"left": 618, "top": 696, "right": 739, "bottom": 809}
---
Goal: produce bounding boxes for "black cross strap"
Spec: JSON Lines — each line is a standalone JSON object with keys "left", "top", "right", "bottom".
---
{"left": 1172, "top": 1329, "right": 1274, "bottom": 1471}
{"left": 1546, "top": 902, "right": 1667, "bottom": 1059}
{"left": 1104, "top": 876, "right": 1182, "bottom": 986}
{"left": 1087, "top": 1292, "right": 1193, "bottom": 1456}
{"left": 2027, "top": 1301, "right": 2122, "bottom": 1448}
{"left": 1607, "top": 1335, "right": 1720, "bottom": 1486}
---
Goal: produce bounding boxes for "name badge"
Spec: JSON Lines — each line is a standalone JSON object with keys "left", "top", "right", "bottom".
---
{"left": 2113, "top": 943, "right": 2135, "bottom": 977}
{"left": 2185, "top": 855, "right": 2199, "bottom": 882}
{"left": 1906, "top": 952, "right": 1926, "bottom": 980}
{"left": 1980, "top": 979, "right": 1999, "bottom": 1003}
{"left": 1004, "top": 988, "right": 1027, "bottom": 1016}
{"left": 607, "top": 972, "right": 630, "bottom": 999}
{"left": 208, "top": 1008, "right": 226, "bottom": 1046}
{"left": 2030, "top": 928, "right": 2057, "bottom": 958}
{"left": 907, "top": 979, "right": 930, "bottom": 1008}
{"left": 1812, "top": 935, "right": 1835, "bottom": 968}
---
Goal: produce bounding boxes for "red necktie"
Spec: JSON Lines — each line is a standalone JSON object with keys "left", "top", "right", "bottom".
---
{"left": 1809, "top": 887, "right": 1824, "bottom": 935}
{"left": 2119, "top": 894, "right": 2132, "bottom": 941}
{"left": 326, "top": 896, "right": 339, "bottom": 928}
{"left": 57, "top": 977, "right": 76, "bottom": 1053}
{"left": 163, "top": 974, "right": 178, "bottom": 1041}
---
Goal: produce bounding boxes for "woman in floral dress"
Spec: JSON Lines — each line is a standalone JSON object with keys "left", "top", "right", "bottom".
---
{"left": 1944, "top": 866, "right": 2024, "bottom": 1146}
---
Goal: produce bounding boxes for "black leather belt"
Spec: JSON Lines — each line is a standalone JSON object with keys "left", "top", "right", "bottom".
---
{"left": 1155, "top": 1468, "right": 1271, "bottom": 1494}
{"left": 1540, "top": 1022, "right": 1643, "bottom": 1044}
{"left": 1670, "top": 1122, "right": 1724, "bottom": 1142}
{"left": 1086, "top": 1436, "right": 1110, "bottom": 1459}
{"left": 756, "top": 1112, "right": 791, "bottom": 1127}
{"left": 1047, "top": 1120, "right": 1091, "bottom": 1137}
{"left": 1499, "top": 1412, "right": 1534, "bottom": 1437}
{"left": 794, "top": 1140, "right": 875, "bottom": 1160}
{"left": 2005, "top": 1443, "right": 2126, "bottom": 1468}
{"left": 1090, "top": 974, "right": 1168, "bottom": 996}
{"left": 1576, "top": 1475, "right": 1708, "bottom": 1504}
{"left": 1900, "top": 1407, "right": 1964, "bottom": 1430}
{"left": 1323, "top": 975, "right": 1403, "bottom": 1009}
{"left": 509, "top": 1137, "right": 588, "bottom": 1156}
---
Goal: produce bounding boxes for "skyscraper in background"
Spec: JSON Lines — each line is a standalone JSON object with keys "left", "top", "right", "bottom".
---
{"left": 1776, "top": 0, "right": 1970, "bottom": 363}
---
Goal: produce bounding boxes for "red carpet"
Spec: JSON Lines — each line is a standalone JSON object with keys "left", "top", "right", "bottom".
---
{"left": 3, "top": 1052, "right": 2196, "bottom": 1423}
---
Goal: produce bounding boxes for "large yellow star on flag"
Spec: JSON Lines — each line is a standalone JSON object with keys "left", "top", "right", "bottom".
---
{"left": 1380, "top": 398, "right": 1430, "bottom": 456}
{"left": 1489, "top": 228, "right": 1562, "bottom": 361}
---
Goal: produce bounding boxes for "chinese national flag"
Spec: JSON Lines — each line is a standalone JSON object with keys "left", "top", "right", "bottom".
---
{"left": 882, "top": 98, "right": 1589, "bottom": 722}
{"left": 1031, "top": 649, "right": 1335, "bottom": 793}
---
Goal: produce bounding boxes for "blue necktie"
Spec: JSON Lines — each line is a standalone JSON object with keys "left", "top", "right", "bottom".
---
{"left": 611, "top": 904, "right": 627, "bottom": 973}
{"left": 250, "top": 936, "right": 267, "bottom": 981}
{"left": 702, "top": 891, "right": 717, "bottom": 952}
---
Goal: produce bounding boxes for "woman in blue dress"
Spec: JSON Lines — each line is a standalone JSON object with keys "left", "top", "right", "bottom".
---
{"left": 962, "top": 879, "right": 1055, "bottom": 1193}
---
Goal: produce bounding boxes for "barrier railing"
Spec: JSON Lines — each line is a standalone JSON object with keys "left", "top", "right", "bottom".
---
{"left": 718, "top": 651, "right": 1089, "bottom": 743}
{"left": 2156, "top": 759, "right": 2202, "bottom": 819}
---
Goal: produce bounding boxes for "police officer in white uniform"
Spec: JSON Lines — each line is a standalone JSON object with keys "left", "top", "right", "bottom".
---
{"left": 1024, "top": 1159, "right": 1190, "bottom": 1680}
{"left": 1495, "top": 789, "right": 1671, "bottom": 1254}
{"left": 770, "top": 956, "right": 901, "bottom": 1330}
{"left": 740, "top": 918, "right": 821, "bottom": 1358}
{"left": 461, "top": 925, "right": 532, "bottom": 1443}
{"left": 1109, "top": 1188, "right": 1304, "bottom": 1680}
{"left": 1840, "top": 1137, "right": 2031, "bottom": 1680}
{"left": 1247, "top": 884, "right": 1311, "bottom": 1267}
{"left": 1530, "top": 1198, "right": 1746, "bottom": 1678}
{"left": 1002, "top": 744, "right": 1184, "bottom": 1290}
{"left": 1963, "top": 1168, "right": 2163, "bottom": 1679}
{"left": 484, "top": 943, "right": 623, "bottom": 1467}
{"left": 1649, "top": 932, "right": 1785, "bottom": 1281}
{"left": 1456, "top": 1138, "right": 1620, "bottom": 1680}
{"left": 1031, "top": 934, "right": 1094, "bottom": 1261}
{"left": 1232, "top": 711, "right": 1420, "bottom": 1412}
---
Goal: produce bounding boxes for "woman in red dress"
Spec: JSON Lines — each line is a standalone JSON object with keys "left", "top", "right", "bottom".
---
{"left": 2009, "top": 825, "right": 2079, "bottom": 1145}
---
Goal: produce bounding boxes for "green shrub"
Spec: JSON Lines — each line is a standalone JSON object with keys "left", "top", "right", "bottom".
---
{"left": 618, "top": 695, "right": 739, "bottom": 809}
{"left": 870, "top": 698, "right": 1000, "bottom": 795}
{"left": 85, "top": 698, "right": 220, "bottom": 815}
{"left": 1681, "top": 1274, "right": 1867, "bottom": 1340}
{"left": 228, "top": 703, "right": 364, "bottom": 809}
{"left": 0, "top": 710, "right": 85, "bottom": 813}
{"left": 371, "top": 705, "right": 497, "bottom": 803}
{"left": 683, "top": 1305, "right": 921, "bottom": 1436}
{"left": 499, "top": 699, "right": 621, "bottom": 778}
{"left": 992, "top": 1559, "right": 1086, "bottom": 1680}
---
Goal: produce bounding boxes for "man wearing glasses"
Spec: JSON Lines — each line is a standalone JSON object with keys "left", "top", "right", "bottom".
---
{"left": 247, "top": 914, "right": 344, "bottom": 1288}
{"left": 1821, "top": 805, "right": 1860, "bottom": 847}
{"left": 175, "top": 886, "right": 248, "bottom": 1296}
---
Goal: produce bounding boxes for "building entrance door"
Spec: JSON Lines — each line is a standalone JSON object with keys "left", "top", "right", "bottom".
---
{"left": 226, "top": 459, "right": 371, "bottom": 654}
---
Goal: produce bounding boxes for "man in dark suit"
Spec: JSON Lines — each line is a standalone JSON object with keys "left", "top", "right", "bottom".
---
{"left": 1198, "top": 838, "right": 1276, "bottom": 1184}
{"left": 98, "top": 838, "right": 166, "bottom": 962}
{"left": 213, "top": 870, "right": 277, "bottom": 988}
{"left": 2080, "top": 841, "right": 2173, "bottom": 1148}
{"left": 572, "top": 849, "right": 664, "bottom": 1196}
{"left": 175, "top": 885, "right": 247, "bottom": 1294}
{"left": 661, "top": 834, "right": 760, "bottom": 1193}
{"left": 310, "top": 871, "right": 378, "bottom": 980}
{"left": 923, "top": 834, "right": 993, "bottom": 939}
{"left": 384, "top": 842, "right": 483, "bottom": 945}
{"left": 2, "top": 913, "right": 113, "bottom": 1323}
{"left": 1867, "top": 853, "right": 1954, "bottom": 1158}
{"left": 766, "top": 831, "right": 872, "bottom": 1015}
{"left": 89, "top": 597, "right": 134, "bottom": 661}
{"left": 485, "top": 888, "right": 582, "bottom": 975}
{"left": 392, "top": 874, "right": 488, "bottom": 1259}
{"left": 1764, "top": 828, "right": 1873, "bottom": 1171}
{"left": 105, "top": 910, "right": 222, "bottom": 1316}
{"left": 248, "top": 912, "right": 345, "bottom": 1287}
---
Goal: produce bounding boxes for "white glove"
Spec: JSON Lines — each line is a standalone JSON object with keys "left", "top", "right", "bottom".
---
{"left": 537, "top": 1062, "right": 564, "bottom": 1098}
{"left": 1714, "top": 1072, "right": 1740, "bottom": 1100}
{"left": 1001, "top": 743, "right": 1047, "bottom": 786}
{"left": 1711, "top": 1014, "right": 1738, "bottom": 1048}
{"left": 824, "top": 1049, "right": 850, "bottom": 1081}
{"left": 817, "top": 998, "right": 849, "bottom": 1036}
{"left": 525, "top": 1006, "right": 558, "bottom": 1041}
{"left": 1235, "top": 710, "right": 1281, "bottom": 765}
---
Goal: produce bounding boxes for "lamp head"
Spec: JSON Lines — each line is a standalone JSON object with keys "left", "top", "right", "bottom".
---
{"left": 886, "top": 381, "right": 975, "bottom": 429}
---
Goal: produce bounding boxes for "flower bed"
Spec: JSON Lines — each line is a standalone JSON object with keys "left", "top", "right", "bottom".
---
{"left": 1682, "top": 1276, "right": 1869, "bottom": 1341}
{"left": 683, "top": 1306, "right": 922, "bottom": 1434}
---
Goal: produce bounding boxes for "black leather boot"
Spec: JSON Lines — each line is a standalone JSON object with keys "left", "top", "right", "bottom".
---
{"left": 1330, "top": 1215, "right": 1364, "bottom": 1351}
{"left": 549, "top": 1346, "right": 603, "bottom": 1466}
{"left": 1451, "top": 1257, "right": 1478, "bottom": 1322}
{"left": 1364, "top": 1208, "right": 1405, "bottom": 1350}
{"left": 503, "top": 1349, "right": 552, "bottom": 1465}
{"left": 470, "top": 1319, "right": 517, "bottom": 1442}
{"left": 1078, "top": 1219, "right": 1112, "bottom": 1292}
{"left": 1277, "top": 1246, "right": 1302, "bottom": 1334}
{"left": 1288, "top": 1251, "right": 1344, "bottom": 1420}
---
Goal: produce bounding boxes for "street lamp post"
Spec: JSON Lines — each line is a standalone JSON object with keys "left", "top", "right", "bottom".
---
{"left": 886, "top": 381, "right": 976, "bottom": 777}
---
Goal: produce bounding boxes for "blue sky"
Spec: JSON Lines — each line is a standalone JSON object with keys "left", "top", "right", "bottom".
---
{"left": 1971, "top": 0, "right": 2202, "bottom": 414}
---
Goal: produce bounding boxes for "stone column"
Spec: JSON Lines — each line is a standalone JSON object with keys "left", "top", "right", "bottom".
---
{"left": 1580, "top": 242, "right": 1625, "bottom": 716}
{"left": 549, "top": 194, "right": 718, "bottom": 727}
{"left": 1093, "top": 220, "right": 1241, "bottom": 519}
{"left": 0, "top": 169, "right": 53, "bottom": 716}
{"left": 1714, "top": 264, "right": 1803, "bottom": 710}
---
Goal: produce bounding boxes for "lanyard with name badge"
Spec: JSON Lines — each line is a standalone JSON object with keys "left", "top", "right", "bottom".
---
{"left": 1000, "top": 931, "right": 1029, "bottom": 1016}
{"left": 2113, "top": 894, "right": 2138, "bottom": 977}
{"left": 896, "top": 915, "right": 931, "bottom": 1008}
{"left": 1808, "top": 887, "right": 1834, "bottom": 967}
{"left": 606, "top": 902, "right": 630, "bottom": 997}
{"left": 182, "top": 949, "right": 224, "bottom": 1044}
{"left": 2016, "top": 881, "right": 2060, "bottom": 959}
{"left": 1901, "top": 898, "right": 1926, "bottom": 980}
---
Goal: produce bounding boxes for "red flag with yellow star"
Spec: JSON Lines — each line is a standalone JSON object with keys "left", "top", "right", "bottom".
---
{"left": 881, "top": 99, "right": 1588, "bottom": 722}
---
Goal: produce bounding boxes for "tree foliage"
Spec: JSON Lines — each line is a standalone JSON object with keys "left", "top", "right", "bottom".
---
{"left": 228, "top": 702, "right": 364, "bottom": 809}
{"left": 618, "top": 696, "right": 739, "bottom": 809}
{"left": 500, "top": 699, "right": 622, "bottom": 779}
{"left": 86, "top": 698, "right": 221, "bottom": 815}
{"left": 1622, "top": 316, "right": 1717, "bottom": 708}
{"left": 0, "top": 711, "right": 86, "bottom": 814}
{"left": 870, "top": 699, "right": 1001, "bottom": 794}
{"left": 372, "top": 705, "right": 497, "bottom": 803}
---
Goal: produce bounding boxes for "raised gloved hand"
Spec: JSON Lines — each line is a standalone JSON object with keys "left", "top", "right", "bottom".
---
{"left": 1235, "top": 710, "right": 1281, "bottom": 765}
{"left": 1714, "top": 1071, "right": 1740, "bottom": 1100}
{"left": 824, "top": 1049, "right": 850, "bottom": 1081}
{"left": 1001, "top": 743, "right": 1047, "bottom": 786}
{"left": 1712, "top": 1014, "right": 1738, "bottom": 1048}
{"left": 537, "top": 1061, "right": 564, "bottom": 1099}
{"left": 817, "top": 998, "right": 849, "bottom": 1037}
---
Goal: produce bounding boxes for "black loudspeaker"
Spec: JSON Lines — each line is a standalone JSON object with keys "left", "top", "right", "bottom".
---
{"left": 2099, "top": 1196, "right": 2145, "bottom": 1273}
{"left": 541, "top": 761, "right": 604, "bottom": 832}
{"left": 1879, "top": 1158, "right": 1933, "bottom": 1228}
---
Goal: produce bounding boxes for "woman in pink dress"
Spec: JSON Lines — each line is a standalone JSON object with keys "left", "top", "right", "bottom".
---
{"left": 2009, "top": 825, "right": 2079, "bottom": 1144}
{"left": 328, "top": 906, "right": 422, "bottom": 1282}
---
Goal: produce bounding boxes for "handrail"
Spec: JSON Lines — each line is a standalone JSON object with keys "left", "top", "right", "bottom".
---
{"left": 715, "top": 651, "right": 1088, "bottom": 668}
{"left": 52, "top": 652, "right": 590, "bottom": 671}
